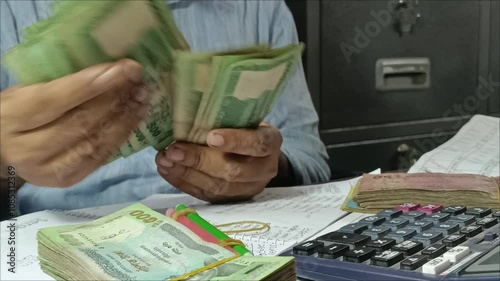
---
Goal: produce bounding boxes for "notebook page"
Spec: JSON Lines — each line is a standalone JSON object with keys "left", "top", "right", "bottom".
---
{"left": 408, "top": 115, "right": 500, "bottom": 176}
{"left": 192, "top": 178, "right": 359, "bottom": 256}
{"left": 144, "top": 171, "right": 381, "bottom": 256}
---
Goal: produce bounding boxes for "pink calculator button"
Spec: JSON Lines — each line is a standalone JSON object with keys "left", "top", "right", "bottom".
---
{"left": 417, "top": 204, "right": 443, "bottom": 215}
{"left": 395, "top": 203, "right": 420, "bottom": 213}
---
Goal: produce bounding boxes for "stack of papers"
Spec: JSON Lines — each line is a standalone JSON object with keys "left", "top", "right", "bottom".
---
{"left": 408, "top": 115, "right": 499, "bottom": 177}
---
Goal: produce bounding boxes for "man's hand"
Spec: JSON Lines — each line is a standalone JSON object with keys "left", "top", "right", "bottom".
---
{"left": 0, "top": 59, "right": 149, "bottom": 187}
{"left": 155, "top": 123, "right": 285, "bottom": 203}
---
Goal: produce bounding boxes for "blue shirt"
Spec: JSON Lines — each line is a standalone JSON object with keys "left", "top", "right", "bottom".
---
{"left": 1, "top": 0, "right": 331, "bottom": 214}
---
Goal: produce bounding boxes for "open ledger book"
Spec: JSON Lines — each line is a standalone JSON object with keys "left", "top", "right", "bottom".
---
{"left": 1, "top": 171, "right": 380, "bottom": 280}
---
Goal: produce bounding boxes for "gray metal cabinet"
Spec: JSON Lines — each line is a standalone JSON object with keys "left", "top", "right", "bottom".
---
{"left": 286, "top": 0, "right": 499, "bottom": 178}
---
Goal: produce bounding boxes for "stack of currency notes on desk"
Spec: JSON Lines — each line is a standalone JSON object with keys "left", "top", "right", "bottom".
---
{"left": 3, "top": 0, "right": 303, "bottom": 161}
{"left": 343, "top": 173, "right": 500, "bottom": 213}
{"left": 37, "top": 204, "right": 295, "bottom": 280}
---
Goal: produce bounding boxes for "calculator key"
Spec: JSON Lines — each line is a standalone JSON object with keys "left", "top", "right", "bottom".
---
{"left": 443, "top": 246, "right": 470, "bottom": 263}
{"left": 400, "top": 211, "right": 426, "bottom": 222}
{"left": 422, "top": 257, "right": 451, "bottom": 274}
{"left": 413, "top": 231, "right": 444, "bottom": 246}
{"left": 476, "top": 217, "right": 498, "bottom": 229}
{"left": 366, "top": 238, "right": 396, "bottom": 252}
{"left": 400, "top": 255, "right": 428, "bottom": 270}
{"left": 293, "top": 241, "right": 324, "bottom": 256}
{"left": 317, "top": 244, "right": 349, "bottom": 259}
{"left": 358, "top": 216, "right": 386, "bottom": 226}
{"left": 441, "top": 206, "right": 467, "bottom": 215}
{"left": 433, "top": 222, "right": 460, "bottom": 235}
{"left": 442, "top": 234, "right": 467, "bottom": 248}
{"left": 419, "top": 218, "right": 439, "bottom": 225}
{"left": 417, "top": 204, "right": 443, "bottom": 215}
{"left": 484, "top": 232, "right": 498, "bottom": 241}
{"left": 383, "top": 218, "right": 410, "bottom": 230}
{"left": 371, "top": 250, "right": 405, "bottom": 267}
{"left": 316, "top": 232, "right": 370, "bottom": 249}
{"left": 460, "top": 225, "right": 483, "bottom": 238}
{"left": 343, "top": 247, "right": 376, "bottom": 263}
{"left": 406, "top": 221, "right": 434, "bottom": 232}
{"left": 492, "top": 210, "right": 500, "bottom": 219}
{"left": 427, "top": 212, "right": 451, "bottom": 223}
{"left": 422, "top": 244, "right": 447, "bottom": 259}
{"left": 448, "top": 215, "right": 476, "bottom": 227}
{"left": 386, "top": 228, "right": 417, "bottom": 243}
{"left": 338, "top": 223, "right": 369, "bottom": 234}
{"left": 377, "top": 209, "right": 403, "bottom": 219}
{"left": 363, "top": 226, "right": 392, "bottom": 239}
{"left": 395, "top": 203, "right": 420, "bottom": 213}
{"left": 391, "top": 240, "right": 423, "bottom": 256}
{"left": 465, "top": 207, "right": 492, "bottom": 218}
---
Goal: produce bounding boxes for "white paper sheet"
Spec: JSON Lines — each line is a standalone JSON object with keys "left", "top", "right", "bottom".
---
{"left": 408, "top": 115, "right": 500, "bottom": 177}
{"left": 199, "top": 181, "right": 358, "bottom": 256}
{"left": 145, "top": 169, "right": 382, "bottom": 256}
{"left": 144, "top": 178, "right": 358, "bottom": 256}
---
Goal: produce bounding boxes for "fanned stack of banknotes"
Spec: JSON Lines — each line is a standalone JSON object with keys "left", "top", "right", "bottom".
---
{"left": 37, "top": 204, "right": 296, "bottom": 280}
{"left": 3, "top": 0, "right": 303, "bottom": 160}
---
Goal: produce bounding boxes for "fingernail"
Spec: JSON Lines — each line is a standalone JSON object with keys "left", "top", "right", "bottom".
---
{"left": 168, "top": 147, "right": 185, "bottom": 161}
{"left": 123, "top": 60, "right": 143, "bottom": 83}
{"left": 158, "top": 167, "right": 169, "bottom": 175}
{"left": 207, "top": 133, "right": 224, "bottom": 147}
{"left": 132, "top": 86, "right": 150, "bottom": 103}
{"left": 92, "top": 66, "right": 119, "bottom": 92}
{"left": 159, "top": 157, "right": 173, "bottom": 168}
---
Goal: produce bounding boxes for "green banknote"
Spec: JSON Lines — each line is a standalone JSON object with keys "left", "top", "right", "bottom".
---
{"left": 37, "top": 204, "right": 235, "bottom": 280}
{"left": 172, "top": 44, "right": 304, "bottom": 144}
{"left": 184, "top": 44, "right": 304, "bottom": 144}
{"left": 3, "top": 0, "right": 189, "bottom": 161}
{"left": 172, "top": 46, "right": 272, "bottom": 141}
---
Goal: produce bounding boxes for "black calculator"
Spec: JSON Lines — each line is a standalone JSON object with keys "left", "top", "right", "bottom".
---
{"left": 283, "top": 203, "right": 500, "bottom": 281}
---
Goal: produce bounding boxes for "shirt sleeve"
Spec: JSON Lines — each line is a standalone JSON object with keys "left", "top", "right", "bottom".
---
{"left": 0, "top": 0, "right": 20, "bottom": 91}
{"left": 263, "top": 0, "right": 331, "bottom": 184}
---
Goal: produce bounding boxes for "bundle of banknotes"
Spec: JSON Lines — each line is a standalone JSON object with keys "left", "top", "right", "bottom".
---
{"left": 343, "top": 173, "right": 500, "bottom": 213}
{"left": 37, "top": 204, "right": 296, "bottom": 280}
{"left": 3, "top": 0, "right": 303, "bottom": 160}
